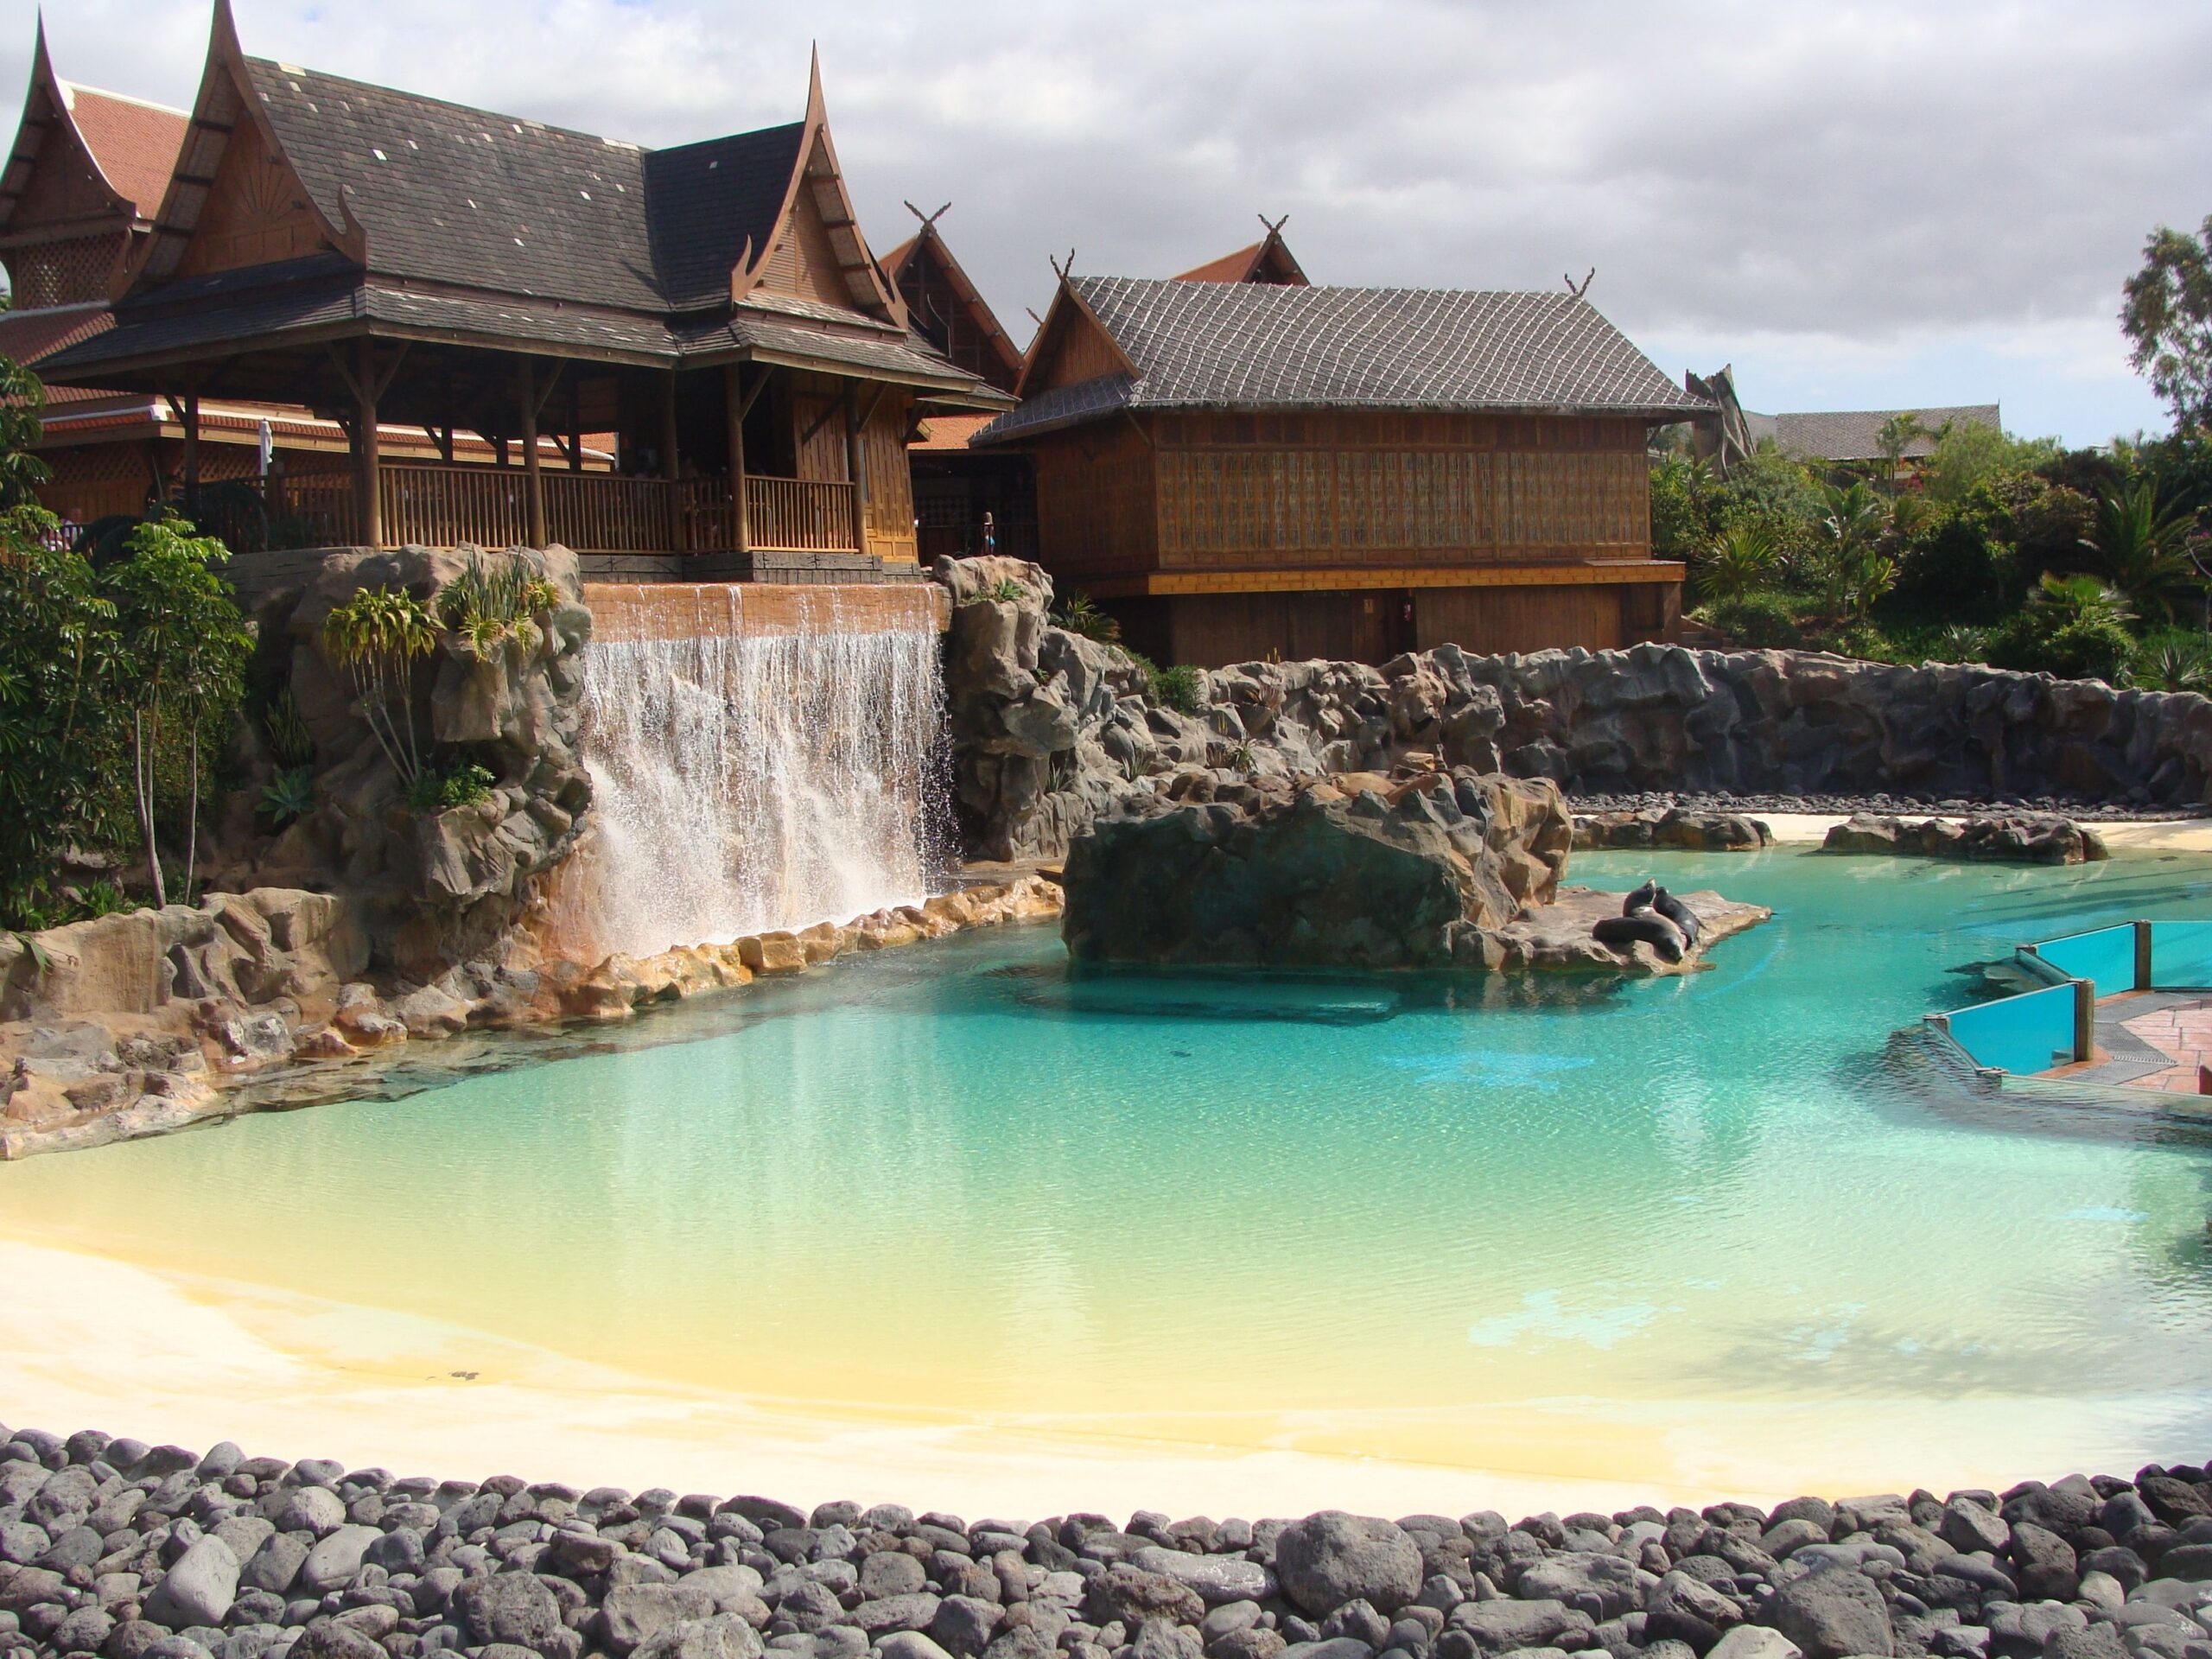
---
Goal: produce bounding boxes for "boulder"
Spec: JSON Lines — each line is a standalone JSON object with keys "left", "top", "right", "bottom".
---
{"left": 1770, "top": 1567, "right": 1893, "bottom": 1659}
{"left": 143, "top": 1536, "right": 239, "bottom": 1630}
{"left": 1274, "top": 1512, "right": 1425, "bottom": 1617}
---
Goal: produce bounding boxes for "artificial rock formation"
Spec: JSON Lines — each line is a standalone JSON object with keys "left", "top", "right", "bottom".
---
{"left": 231, "top": 543, "right": 594, "bottom": 976}
{"left": 1575, "top": 807, "right": 1774, "bottom": 851}
{"left": 1821, "top": 813, "right": 2110, "bottom": 865}
{"left": 929, "top": 557, "right": 2212, "bottom": 861}
{"left": 1061, "top": 767, "right": 1571, "bottom": 971}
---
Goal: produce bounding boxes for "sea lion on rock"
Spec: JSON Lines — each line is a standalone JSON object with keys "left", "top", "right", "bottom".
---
{"left": 1624, "top": 880, "right": 1660, "bottom": 915}
{"left": 1593, "top": 911, "right": 1688, "bottom": 963}
{"left": 1650, "top": 886, "right": 1702, "bottom": 945}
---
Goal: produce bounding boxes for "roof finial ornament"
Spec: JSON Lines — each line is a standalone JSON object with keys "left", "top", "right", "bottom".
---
{"left": 1564, "top": 267, "right": 1596, "bottom": 300}
{"left": 904, "top": 200, "right": 952, "bottom": 230}
{"left": 1048, "top": 248, "right": 1076, "bottom": 282}
{"left": 1260, "top": 212, "right": 1289, "bottom": 237}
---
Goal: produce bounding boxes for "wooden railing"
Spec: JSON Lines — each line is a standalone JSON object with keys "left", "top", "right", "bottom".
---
{"left": 544, "top": 472, "right": 675, "bottom": 555}
{"left": 379, "top": 464, "right": 528, "bottom": 550}
{"left": 260, "top": 466, "right": 862, "bottom": 556}
{"left": 747, "top": 477, "right": 855, "bottom": 552}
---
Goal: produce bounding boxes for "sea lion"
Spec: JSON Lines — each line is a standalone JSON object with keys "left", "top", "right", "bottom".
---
{"left": 1649, "top": 886, "right": 1702, "bottom": 946}
{"left": 1624, "top": 880, "right": 1661, "bottom": 915}
{"left": 1593, "top": 910, "right": 1687, "bottom": 963}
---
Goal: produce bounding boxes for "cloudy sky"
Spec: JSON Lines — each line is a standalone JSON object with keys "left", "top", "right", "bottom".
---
{"left": 18, "top": 1, "right": 2210, "bottom": 446}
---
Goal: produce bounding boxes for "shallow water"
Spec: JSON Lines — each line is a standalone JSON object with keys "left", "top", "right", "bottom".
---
{"left": 8, "top": 849, "right": 2212, "bottom": 1487}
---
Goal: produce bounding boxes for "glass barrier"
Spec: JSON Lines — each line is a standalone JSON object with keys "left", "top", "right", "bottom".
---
{"left": 2151, "top": 921, "right": 2212, "bottom": 989}
{"left": 1942, "top": 982, "right": 2080, "bottom": 1075}
{"left": 2033, "top": 925, "right": 2136, "bottom": 993}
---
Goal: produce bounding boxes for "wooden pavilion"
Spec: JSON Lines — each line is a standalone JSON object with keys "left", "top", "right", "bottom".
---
{"left": 975, "top": 275, "right": 1709, "bottom": 664}
{"left": 35, "top": 2, "right": 1008, "bottom": 580}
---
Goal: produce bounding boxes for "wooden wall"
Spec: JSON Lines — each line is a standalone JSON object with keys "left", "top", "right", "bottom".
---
{"left": 1030, "top": 420, "right": 1156, "bottom": 580}
{"left": 784, "top": 377, "right": 917, "bottom": 564}
{"left": 175, "top": 113, "right": 332, "bottom": 278}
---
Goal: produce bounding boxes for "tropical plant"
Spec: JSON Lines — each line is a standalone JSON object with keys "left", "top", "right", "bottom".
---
{"left": 1808, "top": 481, "right": 1897, "bottom": 622}
{"left": 1694, "top": 591, "right": 1798, "bottom": 648}
{"left": 321, "top": 586, "right": 440, "bottom": 785}
{"left": 1874, "top": 412, "right": 1932, "bottom": 490}
{"left": 2138, "top": 639, "right": 2212, "bottom": 693}
{"left": 1692, "top": 523, "right": 1783, "bottom": 604}
{"left": 102, "top": 515, "right": 254, "bottom": 908}
{"left": 1916, "top": 423, "right": 2060, "bottom": 504}
{"left": 0, "top": 355, "right": 51, "bottom": 513}
{"left": 2121, "top": 214, "right": 2212, "bottom": 433}
{"left": 259, "top": 766, "right": 316, "bottom": 826}
{"left": 1985, "top": 574, "right": 2138, "bottom": 683}
{"left": 1931, "top": 623, "right": 1990, "bottom": 664}
{"left": 438, "top": 552, "right": 556, "bottom": 658}
{"left": 1052, "top": 590, "right": 1121, "bottom": 644}
{"left": 261, "top": 685, "right": 316, "bottom": 768}
{"left": 404, "top": 758, "right": 496, "bottom": 816}
{"left": 71, "top": 879, "right": 133, "bottom": 919}
{"left": 985, "top": 576, "right": 1027, "bottom": 604}
{"left": 2082, "top": 478, "right": 2202, "bottom": 623}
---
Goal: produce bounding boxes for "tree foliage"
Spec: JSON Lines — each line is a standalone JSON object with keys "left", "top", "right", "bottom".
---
{"left": 2121, "top": 215, "right": 2212, "bottom": 434}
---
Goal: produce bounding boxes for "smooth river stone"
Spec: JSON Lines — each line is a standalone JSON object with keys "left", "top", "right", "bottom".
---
{"left": 1128, "top": 1548, "right": 1276, "bottom": 1606}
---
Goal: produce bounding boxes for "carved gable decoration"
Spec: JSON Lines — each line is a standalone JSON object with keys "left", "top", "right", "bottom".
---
{"left": 174, "top": 112, "right": 329, "bottom": 277}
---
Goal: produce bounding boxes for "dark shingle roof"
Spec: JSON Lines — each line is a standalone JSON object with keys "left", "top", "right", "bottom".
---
{"left": 1773, "top": 404, "right": 2000, "bottom": 462}
{"left": 978, "top": 277, "right": 1707, "bottom": 443}
{"left": 643, "top": 125, "right": 805, "bottom": 310}
{"left": 245, "top": 58, "right": 665, "bottom": 311}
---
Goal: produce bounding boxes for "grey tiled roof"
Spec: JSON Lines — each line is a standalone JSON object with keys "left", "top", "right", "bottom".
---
{"left": 1773, "top": 404, "right": 2000, "bottom": 461}
{"left": 976, "top": 276, "right": 1708, "bottom": 442}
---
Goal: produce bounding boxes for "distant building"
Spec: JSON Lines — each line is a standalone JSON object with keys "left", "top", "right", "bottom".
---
{"left": 976, "top": 275, "right": 1707, "bottom": 666}
{"left": 1683, "top": 368, "right": 1999, "bottom": 472}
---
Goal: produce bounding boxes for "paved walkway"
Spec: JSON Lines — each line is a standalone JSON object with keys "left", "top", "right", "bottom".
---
{"left": 2050, "top": 989, "right": 2212, "bottom": 1092}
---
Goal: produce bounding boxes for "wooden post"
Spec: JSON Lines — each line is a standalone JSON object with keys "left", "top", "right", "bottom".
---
{"left": 2073, "top": 977, "right": 2095, "bottom": 1064}
{"left": 181, "top": 385, "right": 201, "bottom": 512}
{"left": 723, "top": 363, "right": 750, "bottom": 556}
{"left": 662, "top": 371, "right": 683, "bottom": 555}
{"left": 518, "top": 359, "right": 544, "bottom": 549}
{"left": 567, "top": 373, "right": 583, "bottom": 474}
{"left": 2136, "top": 919, "right": 2154, "bottom": 991}
{"left": 355, "top": 340, "right": 383, "bottom": 548}
{"left": 844, "top": 385, "right": 869, "bottom": 556}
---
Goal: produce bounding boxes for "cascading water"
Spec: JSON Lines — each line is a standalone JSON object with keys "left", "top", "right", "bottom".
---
{"left": 560, "top": 583, "right": 951, "bottom": 961}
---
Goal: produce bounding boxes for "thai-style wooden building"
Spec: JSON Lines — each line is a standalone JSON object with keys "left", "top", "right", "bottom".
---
{"left": 1173, "top": 219, "right": 1307, "bottom": 287}
{"left": 33, "top": 2, "right": 1007, "bottom": 579}
{"left": 0, "top": 19, "right": 596, "bottom": 540}
{"left": 976, "top": 276, "right": 1707, "bottom": 664}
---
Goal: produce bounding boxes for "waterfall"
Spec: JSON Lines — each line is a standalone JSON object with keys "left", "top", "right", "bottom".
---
{"left": 560, "top": 583, "right": 950, "bottom": 961}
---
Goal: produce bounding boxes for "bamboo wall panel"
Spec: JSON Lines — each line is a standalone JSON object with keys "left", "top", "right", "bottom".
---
{"left": 1153, "top": 446, "right": 1648, "bottom": 568}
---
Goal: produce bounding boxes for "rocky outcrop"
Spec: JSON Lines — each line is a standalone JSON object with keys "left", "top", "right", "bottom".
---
{"left": 1061, "top": 767, "right": 1568, "bottom": 970}
{"left": 0, "top": 877, "right": 1062, "bottom": 1160}
{"left": 228, "top": 543, "right": 594, "bottom": 977}
{"left": 6, "top": 1421, "right": 2212, "bottom": 1659}
{"left": 1821, "top": 813, "right": 2110, "bottom": 864}
{"left": 1575, "top": 807, "right": 1773, "bottom": 851}
{"left": 1495, "top": 886, "right": 1772, "bottom": 976}
{"left": 930, "top": 557, "right": 2212, "bottom": 861}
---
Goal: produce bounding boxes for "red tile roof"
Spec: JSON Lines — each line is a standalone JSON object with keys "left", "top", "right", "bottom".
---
{"left": 910, "top": 411, "right": 995, "bottom": 452}
{"left": 61, "top": 83, "right": 188, "bottom": 218}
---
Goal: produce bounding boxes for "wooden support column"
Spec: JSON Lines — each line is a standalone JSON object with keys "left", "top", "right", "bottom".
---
{"left": 724, "top": 363, "right": 750, "bottom": 555}
{"left": 2135, "top": 919, "right": 2154, "bottom": 991}
{"left": 354, "top": 340, "right": 382, "bottom": 547}
{"left": 2073, "top": 976, "right": 2096, "bottom": 1064}
{"left": 663, "top": 371, "right": 684, "bottom": 555}
{"left": 843, "top": 387, "right": 868, "bottom": 556}
{"left": 567, "top": 373, "right": 583, "bottom": 473}
{"left": 518, "top": 359, "right": 545, "bottom": 548}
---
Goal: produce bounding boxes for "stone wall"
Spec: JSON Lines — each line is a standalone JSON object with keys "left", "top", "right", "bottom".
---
{"left": 930, "top": 558, "right": 2212, "bottom": 861}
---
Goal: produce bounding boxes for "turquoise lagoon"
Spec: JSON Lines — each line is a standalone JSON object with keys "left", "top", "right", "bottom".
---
{"left": 7, "top": 848, "right": 2212, "bottom": 1492}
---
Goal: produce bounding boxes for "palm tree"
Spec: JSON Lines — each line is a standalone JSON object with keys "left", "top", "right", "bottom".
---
{"left": 2084, "top": 479, "right": 2202, "bottom": 624}
{"left": 2031, "top": 571, "right": 2136, "bottom": 632}
{"left": 1693, "top": 523, "right": 1781, "bottom": 604}
{"left": 1815, "top": 481, "right": 1896, "bottom": 622}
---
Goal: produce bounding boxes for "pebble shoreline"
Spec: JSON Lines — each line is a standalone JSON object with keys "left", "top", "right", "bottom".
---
{"left": 1564, "top": 793, "right": 2210, "bottom": 825}
{"left": 3, "top": 1427, "right": 2211, "bottom": 1659}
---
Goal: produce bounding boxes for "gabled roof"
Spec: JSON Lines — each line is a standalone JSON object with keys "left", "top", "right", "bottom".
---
{"left": 979, "top": 276, "right": 1709, "bottom": 443}
{"left": 1175, "top": 222, "right": 1308, "bottom": 286}
{"left": 1773, "top": 404, "right": 2001, "bottom": 462}
{"left": 0, "top": 19, "right": 187, "bottom": 238}
{"left": 59, "top": 83, "right": 188, "bottom": 218}
{"left": 644, "top": 124, "right": 806, "bottom": 309}
{"left": 883, "top": 213, "right": 1023, "bottom": 391}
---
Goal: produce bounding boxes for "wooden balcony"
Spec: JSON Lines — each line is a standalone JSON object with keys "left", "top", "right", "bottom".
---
{"left": 261, "top": 465, "right": 868, "bottom": 560}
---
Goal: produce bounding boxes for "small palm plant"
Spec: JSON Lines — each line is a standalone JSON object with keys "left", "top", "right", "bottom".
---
{"left": 438, "top": 552, "right": 556, "bottom": 659}
{"left": 321, "top": 586, "right": 440, "bottom": 785}
{"left": 1694, "top": 524, "right": 1781, "bottom": 604}
{"left": 2085, "top": 479, "right": 2201, "bottom": 623}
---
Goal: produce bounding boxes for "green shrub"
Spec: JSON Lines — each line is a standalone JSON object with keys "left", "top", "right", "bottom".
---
{"left": 1149, "top": 663, "right": 1205, "bottom": 714}
{"left": 1694, "top": 592, "right": 1799, "bottom": 648}
{"left": 404, "top": 759, "right": 497, "bottom": 816}
{"left": 984, "top": 576, "right": 1027, "bottom": 604}
{"left": 2130, "top": 626, "right": 2212, "bottom": 691}
{"left": 72, "top": 879, "right": 133, "bottom": 919}
{"left": 261, "top": 686, "right": 315, "bottom": 767}
{"left": 439, "top": 552, "right": 556, "bottom": 658}
{"left": 1690, "top": 523, "right": 1783, "bottom": 604}
{"left": 1985, "top": 576, "right": 2138, "bottom": 682}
